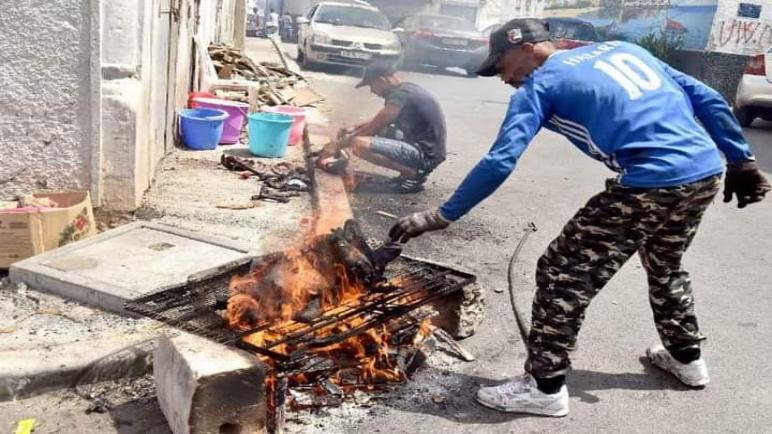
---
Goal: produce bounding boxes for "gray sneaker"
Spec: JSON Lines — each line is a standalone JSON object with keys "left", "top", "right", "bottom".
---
{"left": 647, "top": 344, "right": 710, "bottom": 387}
{"left": 476, "top": 374, "right": 569, "bottom": 417}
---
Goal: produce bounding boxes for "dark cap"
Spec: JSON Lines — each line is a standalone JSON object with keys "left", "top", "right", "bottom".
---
{"left": 477, "top": 18, "right": 551, "bottom": 77}
{"left": 356, "top": 61, "right": 397, "bottom": 88}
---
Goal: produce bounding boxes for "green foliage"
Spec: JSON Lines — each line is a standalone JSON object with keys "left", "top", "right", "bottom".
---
{"left": 637, "top": 29, "right": 684, "bottom": 65}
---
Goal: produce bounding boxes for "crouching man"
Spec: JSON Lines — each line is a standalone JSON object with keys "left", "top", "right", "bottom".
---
{"left": 321, "top": 62, "right": 447, "bottom": 193}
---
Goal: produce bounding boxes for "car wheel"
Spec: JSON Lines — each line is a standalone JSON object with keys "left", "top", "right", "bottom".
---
{"left": 734, "top": 106, "right": 756, "bottom": 127}
{"left": 300, "top": 52, "right": 315, "bottom": 70}
{"left": 298, "top": 47, "right": 315, "bottom": 70}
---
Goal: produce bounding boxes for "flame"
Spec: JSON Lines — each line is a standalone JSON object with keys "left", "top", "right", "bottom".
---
{"left": 225, "top": 220, "right": 427, "bottom": 392}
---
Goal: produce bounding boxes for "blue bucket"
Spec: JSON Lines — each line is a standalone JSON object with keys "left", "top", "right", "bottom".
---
{"left": 247, "top": 112, "right": 294, "bottom": 158}
{"left": 179, "top": 108, "right": 229, "bottom": 150}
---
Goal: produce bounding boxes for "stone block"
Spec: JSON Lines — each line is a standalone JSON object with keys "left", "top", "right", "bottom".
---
{"left": 154, "top": 333, "right": 269, "bottom": 434}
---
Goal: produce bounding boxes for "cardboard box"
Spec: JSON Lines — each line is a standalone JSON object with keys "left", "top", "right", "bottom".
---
{"left": 0, "top": 192, "right": 96, "bottom": 268}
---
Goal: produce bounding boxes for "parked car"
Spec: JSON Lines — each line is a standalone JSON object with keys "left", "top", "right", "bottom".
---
{"left": 392, "top": 14, "right": 488, "bottom": 76}
{"left": 482, "top": 17, "right": 600, "bottom": 50}
{"left": 734, "top": 48, "right": 772, "bottom": 127}
{"left": 296, "top": 1, "right": 401, "bottom": 69}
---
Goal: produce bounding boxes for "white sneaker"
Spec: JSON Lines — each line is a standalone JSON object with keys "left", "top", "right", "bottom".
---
{"left": 646, "top": 344, "right": 710, "bottom": 387}
{"left": 475, "top": 374, "right": 569, "bottom": 417}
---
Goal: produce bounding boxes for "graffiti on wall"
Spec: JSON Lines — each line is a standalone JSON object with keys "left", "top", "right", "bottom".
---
{"left": 715, "top": 19, "right": 772, "bottom": 50}
{"left": 542, "top": 0, "right": 719, "bottom": 51}
{"left": 707, "top": 2, "right": 771, "bottom": 55}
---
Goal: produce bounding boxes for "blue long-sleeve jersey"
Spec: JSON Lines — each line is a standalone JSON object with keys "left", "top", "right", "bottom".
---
{"left": 439, "top": 41, "right": 755, "bottom": 221}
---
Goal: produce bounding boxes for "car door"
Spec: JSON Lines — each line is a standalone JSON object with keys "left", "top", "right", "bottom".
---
{"left": 393, "top": 16, "right": 415, "bottom": 51}
{"left": 299, "top": 5, "right": 318, "bottom": 51}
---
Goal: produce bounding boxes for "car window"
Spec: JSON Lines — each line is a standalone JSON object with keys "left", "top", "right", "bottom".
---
{"left": 417, "top": 15, "right": 475, "bottom": 31}
{"left": 307, "top": 5, "right": 318, "bottom": 20}
{"left": 314, "top": 5, "right": 391, "bottom": 30}
{"left": 548, "top": 19, "right": 596, "bottom": 41}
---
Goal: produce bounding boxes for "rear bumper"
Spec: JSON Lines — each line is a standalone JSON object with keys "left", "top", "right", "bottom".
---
{"left": 736, "top": 74, "right": 772, "bottom": 110}
{"left": 405, "top": 41, "right": 487, "bottom": 68}
{"left": 308, "top": 44, "right": 401, "bottom": 67}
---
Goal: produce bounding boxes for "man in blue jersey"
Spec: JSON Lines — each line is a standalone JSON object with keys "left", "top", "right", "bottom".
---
{"left": 389, "top": 19, "right": 770, "bottom": 417}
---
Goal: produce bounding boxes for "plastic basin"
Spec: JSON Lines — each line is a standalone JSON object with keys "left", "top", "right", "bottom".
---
{"left": 179, "top": 108, "right": 228, "bottom": 151}
{"left": 193, "top": 97, "right": 249, "bottom": 144}
{"left": 247, "top": 112, "right": 294, "bottom": 158}
{"left": 263, "top": 105, "right": 307, "bottom": 145}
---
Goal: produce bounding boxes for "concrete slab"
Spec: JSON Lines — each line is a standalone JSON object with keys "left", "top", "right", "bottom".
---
{"left": 9, "top": 222, "right": 254, "bottom": 313}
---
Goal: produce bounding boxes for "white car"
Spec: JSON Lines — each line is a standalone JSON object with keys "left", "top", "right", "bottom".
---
{"left": 296, "top": 1, "right": 401, "bottom": 69}
{"left": 734, "top": 48, "right": 772, "bottom": 127}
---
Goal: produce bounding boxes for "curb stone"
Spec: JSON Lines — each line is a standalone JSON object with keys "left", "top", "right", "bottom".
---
{"left": 0, "top": 331, "right": 168, "bottom": 402}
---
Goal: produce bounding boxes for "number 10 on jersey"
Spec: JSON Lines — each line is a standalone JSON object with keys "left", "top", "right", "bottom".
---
{"left": 595, "top": 53, "right": 663, "bottom": 100}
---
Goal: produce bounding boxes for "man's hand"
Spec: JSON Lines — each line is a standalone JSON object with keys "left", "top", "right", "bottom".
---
{"left": 723, "top": 161, "right": 771, "bottom": 208}
{"left": 318, "top": 141, "right": 341, "bottom": 159}
{"left": 337, "top": 126, "right": 356, "bottom": 140}
{"left": 389, "top": 209, "right": 451, "bottom": 243}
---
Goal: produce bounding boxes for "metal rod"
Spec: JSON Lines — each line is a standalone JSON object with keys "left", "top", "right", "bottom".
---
{"left": 257, "top": 273, "right": 452, "bottom": 350}
{"left": 376, "top": 210, "right": 399, "bottom": 220}
{"left": 242, "top": 268, "right": 447, "bottom": 344}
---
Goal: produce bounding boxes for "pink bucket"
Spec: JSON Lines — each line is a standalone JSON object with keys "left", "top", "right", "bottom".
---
{"left": 263, "top": 106, "right": 307, "bottom": 145}
{"left": 193, "top": 98, "right": 249, "bottom": 144}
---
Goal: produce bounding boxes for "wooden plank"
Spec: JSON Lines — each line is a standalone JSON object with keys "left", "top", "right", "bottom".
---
{"left": 292, "top": 87, "right": 325, "bottom": 107}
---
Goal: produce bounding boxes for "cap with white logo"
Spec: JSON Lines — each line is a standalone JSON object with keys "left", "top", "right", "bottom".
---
{"left": 477, "top": 18, "right": 551, "bottom": 77}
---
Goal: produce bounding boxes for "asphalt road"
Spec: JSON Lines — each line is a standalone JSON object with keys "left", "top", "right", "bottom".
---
{"left": 301, "top": 56, "right": 772, "bottom": 433}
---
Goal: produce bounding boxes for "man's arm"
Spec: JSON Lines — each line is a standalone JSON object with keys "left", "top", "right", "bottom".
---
{"left": 326, "top": 104, "right": 401, "bottom": 154}
{"left": 659, "top": 61, "right": 755, "bottom": 163}
{"left": 439, "top": 83, "right": 552, "bottom": 221}
{"left": 351, "top": 103, "right": 401, "bottom": 138}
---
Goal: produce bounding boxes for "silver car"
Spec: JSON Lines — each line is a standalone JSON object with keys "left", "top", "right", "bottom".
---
{"left": 734, "top": 48, "right": 772, "bottom": 127}
{"left": 296, "top": 1, "right": 401, "bottom": 69}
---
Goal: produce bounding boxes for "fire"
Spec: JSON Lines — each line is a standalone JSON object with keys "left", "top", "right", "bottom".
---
{"left": 225, "top": 220, "right": 420, "bottom": 392}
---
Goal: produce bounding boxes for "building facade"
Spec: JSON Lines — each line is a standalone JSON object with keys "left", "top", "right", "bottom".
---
{"left": 0, "top": 0, "right": 246, "bottom": 210}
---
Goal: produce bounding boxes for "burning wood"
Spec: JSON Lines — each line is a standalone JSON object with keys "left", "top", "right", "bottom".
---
{"left": 223, "top": 219, "right": 470, "bottom": 417}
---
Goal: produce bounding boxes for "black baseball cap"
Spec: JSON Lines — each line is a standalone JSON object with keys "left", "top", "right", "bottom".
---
{"left": 356, "top": 61, "right": 397, "bottom": 88}
{"left": 477, "top": 18, "right": 551, "bottom": 77}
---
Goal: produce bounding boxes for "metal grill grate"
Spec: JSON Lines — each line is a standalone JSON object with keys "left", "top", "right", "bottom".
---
{"left": 125, "top": 255, "right": 475, "bottom": 370}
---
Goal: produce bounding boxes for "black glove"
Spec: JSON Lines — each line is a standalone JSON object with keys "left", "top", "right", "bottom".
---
{"left": 723, "top": 161, "right": 771, "bottom": 208}
{"left": 388, "top": 209, "right": 451, "bottom": 243}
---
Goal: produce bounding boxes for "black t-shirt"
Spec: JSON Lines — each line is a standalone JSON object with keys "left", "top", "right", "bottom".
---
{"left": 384, "top": 82, "right": 447, "bottom": 168}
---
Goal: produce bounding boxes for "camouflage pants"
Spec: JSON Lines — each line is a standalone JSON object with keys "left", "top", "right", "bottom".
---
{"left": 526, "top": 175, "right": 721, "bottom": 378}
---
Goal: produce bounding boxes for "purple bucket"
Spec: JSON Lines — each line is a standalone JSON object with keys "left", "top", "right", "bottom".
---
{"left": 193, "top": 98, "right": 249, "bottom": 144}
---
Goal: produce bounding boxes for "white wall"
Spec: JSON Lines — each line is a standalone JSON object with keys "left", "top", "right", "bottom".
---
{"left": 0, "top": 0, "right": 99, "bottom": 199}
{"left": 100, "top": 0, "right": 144, "bottom": 209}
{"left": 1, "top": 0, "right": 244, "bottom": 210}
{"left": 707, "top": 0, "right": 772, "bottom": 56}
